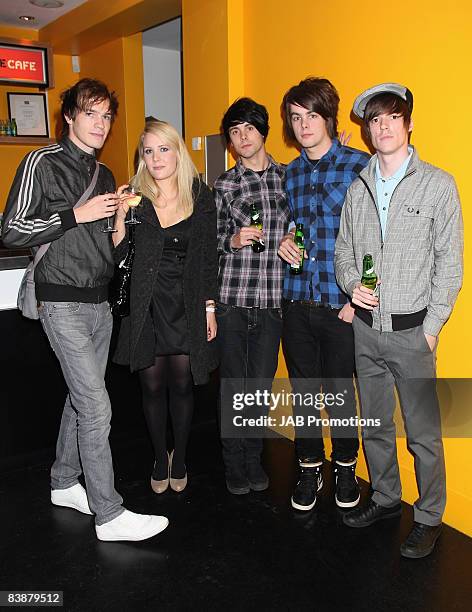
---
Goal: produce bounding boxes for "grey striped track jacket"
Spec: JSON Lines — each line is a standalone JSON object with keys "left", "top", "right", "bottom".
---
{"left": 2, "top": 137, "right": 116, "bottom": 303}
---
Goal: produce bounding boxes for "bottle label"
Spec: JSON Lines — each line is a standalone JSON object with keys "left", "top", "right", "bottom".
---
{"left": 364, "top": 266, "right": 374, "bottom": 275}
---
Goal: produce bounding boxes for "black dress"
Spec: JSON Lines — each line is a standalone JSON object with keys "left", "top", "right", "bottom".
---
{"left": 113, "top": 180, "right": 218, "bottom": 384}
{"left": 152, "top": 217, "right": 192, "bottom": 355}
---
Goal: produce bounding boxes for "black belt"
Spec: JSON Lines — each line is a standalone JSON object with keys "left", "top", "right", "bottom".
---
{"left": 355, "top": 307, "right": 427, "bottom": 331}
{"left": 284, "top": 299, "right": 341, "bottom": 311}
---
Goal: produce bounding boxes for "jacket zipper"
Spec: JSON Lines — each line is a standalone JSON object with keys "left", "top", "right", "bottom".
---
{"left": 360, "top": 167, "right": 417, "bottom": 333}
{"left": 359, "top": 179, "right": 384, "bottom": 332}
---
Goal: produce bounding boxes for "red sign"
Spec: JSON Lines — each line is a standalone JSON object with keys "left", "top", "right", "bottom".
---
{"left": 0, "top": 44, "right": 47, "bottom": 86}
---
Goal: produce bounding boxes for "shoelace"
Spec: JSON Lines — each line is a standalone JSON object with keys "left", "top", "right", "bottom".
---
{"left": 335, "top": 464, "right": 355, "bottom": 479}
{"left": 298, "top": 467, "right": 321, "bottom": 485}
{"left": 407, "top": 523, "right": 430, "bottom": 543}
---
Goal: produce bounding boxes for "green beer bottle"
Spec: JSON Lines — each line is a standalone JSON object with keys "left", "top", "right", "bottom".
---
{"left": 250, "top": 202, "right": 265, "bottom": 253}
{"left": 290, "top": 223, "right": 305, "bottom": 275}
{"left": 361, "top": 254, "right": 377, "bottom": 291}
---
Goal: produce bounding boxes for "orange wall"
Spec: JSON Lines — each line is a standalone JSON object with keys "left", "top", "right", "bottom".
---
{"left": 182, "top": 0, "right": 472, "bottom": 536}
{"left": 242, "top": 0, "right": 472, "bottom": 536}
{"left": 79, "top": 33, "right": 145, "bottom": 186}
{"left": 182, "top": 0, "right": 230, "bottom": 172}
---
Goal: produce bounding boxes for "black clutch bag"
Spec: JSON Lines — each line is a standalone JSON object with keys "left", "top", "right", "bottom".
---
{"left": 110, "top": 226, "right": 135, "bottom": 318}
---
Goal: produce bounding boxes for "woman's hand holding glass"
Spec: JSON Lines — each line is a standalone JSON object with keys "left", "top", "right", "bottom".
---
{"left": 111, "top": 184, "right": 130, "bottom": 245}
{"left": 121, "top": 185, "right": 143, "bottom": 225}
{"left": 115, "top": 184, "right": 130, "bottom": 220}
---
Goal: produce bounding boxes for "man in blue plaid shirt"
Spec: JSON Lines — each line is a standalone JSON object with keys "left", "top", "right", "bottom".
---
{"left": 278, "top": 77, "right": 370, "bottom": 512}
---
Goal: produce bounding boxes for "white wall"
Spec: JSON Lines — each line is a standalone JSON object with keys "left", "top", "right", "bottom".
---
{"left": 143, "top": 46, "right": 182, "bottom": 135}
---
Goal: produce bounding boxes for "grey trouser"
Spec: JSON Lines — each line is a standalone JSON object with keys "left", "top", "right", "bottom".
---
{"left": 352, "top": 315, "right": 445, "bottom": 526}
{"left": 39, "top": 301, "right": 124, "bottom": 526}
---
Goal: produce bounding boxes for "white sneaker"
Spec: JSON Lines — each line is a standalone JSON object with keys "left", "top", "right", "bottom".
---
{"left": 51, "top": 483, "right": 93, "bottom": 515}
{"left": 95, "top": 509, "right": 169, "bottom": 542}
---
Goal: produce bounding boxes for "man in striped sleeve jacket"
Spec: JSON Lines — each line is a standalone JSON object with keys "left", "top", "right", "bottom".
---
{"left": 335, "top": 82, "right": 463, "bottom": 558}
{"left": 2, "top": 78, "right": 168, "bottom": 542}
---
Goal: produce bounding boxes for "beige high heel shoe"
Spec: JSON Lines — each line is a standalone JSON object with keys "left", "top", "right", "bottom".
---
{"left": 169, "top": 450, "right": 187, "bottom": 492}
{"left": 150, "top": 452, "right": 169, "bottom": 494}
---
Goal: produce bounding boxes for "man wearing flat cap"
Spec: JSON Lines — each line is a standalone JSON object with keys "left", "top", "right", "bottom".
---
{"left": 335, "top": 83, "right": 463, "bottom": 558}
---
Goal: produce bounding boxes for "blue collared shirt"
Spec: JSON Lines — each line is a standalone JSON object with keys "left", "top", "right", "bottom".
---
{"left": 375, "top": 146, "right": 413, "bottom": 238}
{"left": 283, "top": 139, "right": 370, "bottom": 306}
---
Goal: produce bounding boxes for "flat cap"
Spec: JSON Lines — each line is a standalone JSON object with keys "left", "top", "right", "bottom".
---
{"left": 353, "top": 83, "right": 413, "bottom": 119}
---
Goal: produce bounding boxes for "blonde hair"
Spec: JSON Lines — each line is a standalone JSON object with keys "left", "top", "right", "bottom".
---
{"left": 133, "top": 120, "right": 198, "bottom": 218}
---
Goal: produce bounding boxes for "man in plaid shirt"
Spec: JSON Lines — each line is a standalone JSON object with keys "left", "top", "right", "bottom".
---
{"left": 214, "top": 98, "right": 291, "bottom": 495}
{"left": 278, "top": 77, "right": 370, "bottom": 512}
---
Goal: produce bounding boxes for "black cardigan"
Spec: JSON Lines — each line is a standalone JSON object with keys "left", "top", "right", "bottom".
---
{"left": 113, "top": 179, "right": 218, "bottom": 385}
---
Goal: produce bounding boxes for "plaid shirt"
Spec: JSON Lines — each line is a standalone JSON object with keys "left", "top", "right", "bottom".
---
{"left": 214, "top": 156, "right": 291, "bottom": 308}
{"left": 283, "top": 139, "right": 370, "bottom": 307}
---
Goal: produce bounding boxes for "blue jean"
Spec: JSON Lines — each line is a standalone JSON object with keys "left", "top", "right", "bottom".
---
{"left": 217, "top": 304, "right": 283, "bottom": 471}
{"left": 39, "top": 301, "right": 123, "bottom": 526}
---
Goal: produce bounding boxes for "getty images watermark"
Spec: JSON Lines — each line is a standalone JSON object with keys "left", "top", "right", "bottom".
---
{"left": 220, "top": 378, "right": 379, "bottom": 439}
{"left": 220, "top": 378, "right": 472, "bottom": 439}
{"left": 231, "top": 389, "right": 380, "bottom": 429}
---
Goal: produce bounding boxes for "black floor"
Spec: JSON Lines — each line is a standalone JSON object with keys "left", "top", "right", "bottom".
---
{"left": 1, "top": 420, "right": 471, "bottom": 612}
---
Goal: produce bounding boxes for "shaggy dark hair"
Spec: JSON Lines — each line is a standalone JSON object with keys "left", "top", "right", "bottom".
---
{"left": 60, "top": 78, "right": 118, "bottom": 137}
{"left": 282, "top": 77, "right": 339, "bottom": 143}
{"left": 363, "top": 92, "right": 413, "bottom": 132}
{"left": 222, "top": 97, "right": 269, "bottom": 143}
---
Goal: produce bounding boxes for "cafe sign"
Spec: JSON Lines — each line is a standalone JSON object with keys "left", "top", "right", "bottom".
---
{"left": 0, "top": 42, "right": 50, "bottom": 87}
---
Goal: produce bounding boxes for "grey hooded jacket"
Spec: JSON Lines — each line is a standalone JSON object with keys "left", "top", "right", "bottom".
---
{"left": 335, "top": 148, "right": 463, "bottom": 336}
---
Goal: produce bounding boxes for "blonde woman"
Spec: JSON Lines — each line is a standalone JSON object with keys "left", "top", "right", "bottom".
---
{"left": 113, "top": 120, "right": 218, "bottom": 493}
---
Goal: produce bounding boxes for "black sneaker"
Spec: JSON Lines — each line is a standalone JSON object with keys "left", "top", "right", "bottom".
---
{"left": 226, "top": 469, "right": 250, "bottom": 495}
{"left": 400, "top": 522, "right": 442, "bottom": 559}
{"left": 291, "top": 462, "right": 323, "bottom": 511}
{"left": 343, "top": 499, "right": 402, "bottom": 528}
{"left": 334, "top": 460, "right": 360, "bottom": 508}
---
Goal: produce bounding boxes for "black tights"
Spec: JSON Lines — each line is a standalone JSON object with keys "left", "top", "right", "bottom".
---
{"left": 139, "top": 354, "right": 193, "bottom": 480}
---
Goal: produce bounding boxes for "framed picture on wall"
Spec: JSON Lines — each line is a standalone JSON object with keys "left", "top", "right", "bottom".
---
{"left": 0, "top": 40, "right": 52, "bottom": 88}
{"left": 7, "top": 92, "right": 49, "bottom": 137}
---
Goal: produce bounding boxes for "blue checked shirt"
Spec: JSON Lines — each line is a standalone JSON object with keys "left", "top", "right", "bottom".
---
{"left": 283, "top": 139, "right": 370, "bottom": 306}
{"left": 375, "top": 146, "right": 413, "bottom": 239}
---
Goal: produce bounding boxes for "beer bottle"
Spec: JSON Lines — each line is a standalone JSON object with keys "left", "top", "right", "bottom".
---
{"left": 361, "top": 254, "right": 377, "bottom": 291}
{"left": 290, "top": 223, "right": 305, "bottom": 275}
{"left": 249, "top": 202, "right": 265, "bottom": 253}
{"left": 11, "top": 118, "right": 17, "bottom": 137}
